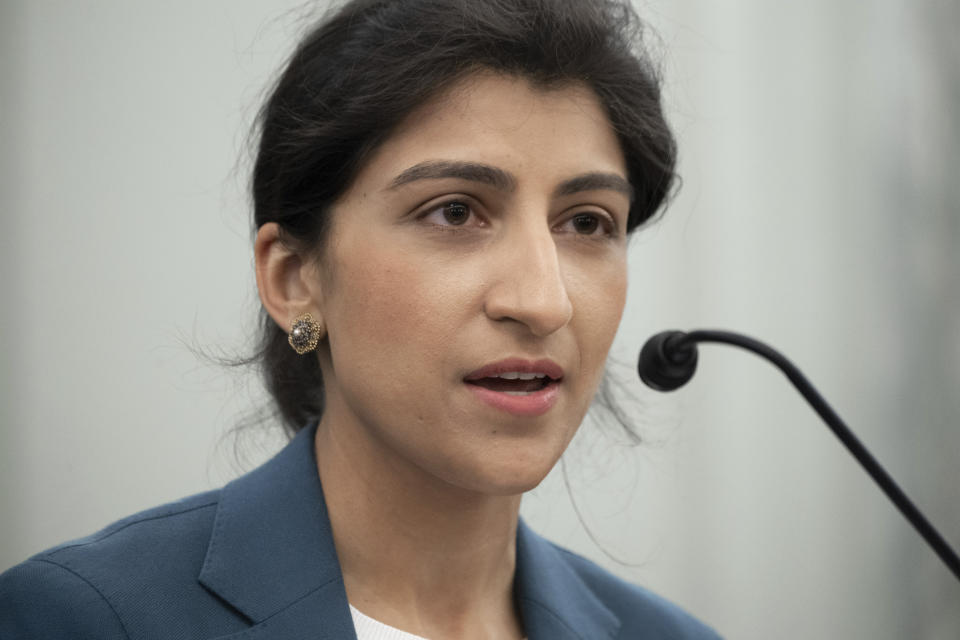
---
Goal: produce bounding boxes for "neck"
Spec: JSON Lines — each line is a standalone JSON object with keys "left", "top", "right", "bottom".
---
{"left": 314, "top": 414, "right": 525, "bottom": 640}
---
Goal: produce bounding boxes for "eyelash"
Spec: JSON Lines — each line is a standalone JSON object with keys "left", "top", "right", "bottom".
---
{"left": 417, "top": 198, "right": 620, "bottom": 238}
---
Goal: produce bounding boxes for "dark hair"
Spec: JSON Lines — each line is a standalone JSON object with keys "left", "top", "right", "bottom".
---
{"left": 251, "top": 0, "right": 677, "bottom": 436}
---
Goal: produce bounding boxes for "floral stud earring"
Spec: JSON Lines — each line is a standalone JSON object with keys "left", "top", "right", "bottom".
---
{"left": 288, "top": 313, "right": 323, "bottom": 355}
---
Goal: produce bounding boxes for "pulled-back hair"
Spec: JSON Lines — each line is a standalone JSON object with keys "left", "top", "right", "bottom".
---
{"left": 252, "top": 0, "right": 677, "bottom": 435}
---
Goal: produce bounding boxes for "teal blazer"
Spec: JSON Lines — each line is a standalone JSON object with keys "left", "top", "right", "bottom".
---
{"left": 0, "top": 425, "right": 721, "bottom": 639}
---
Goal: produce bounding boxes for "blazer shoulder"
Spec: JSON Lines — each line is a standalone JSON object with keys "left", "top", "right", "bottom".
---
{"left": 552, "top": 544, "right": 723, "bottom": 639}
{"left": 0, "top": 489, "right": 231, "bottom": 639}
{"left": 0, "top": 557, "right": 130, "bottom": 639}
{"left": 39, "top": 489, "right": 221, "bottom": 558}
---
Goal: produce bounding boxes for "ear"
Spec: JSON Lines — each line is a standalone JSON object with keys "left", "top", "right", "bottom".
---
{"left": 254, "top": 222, "right": 325, "bottom": 336}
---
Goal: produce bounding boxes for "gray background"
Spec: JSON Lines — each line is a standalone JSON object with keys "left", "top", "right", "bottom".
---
{"left": 2, "top": 1, "right": 958, "bottom": 637}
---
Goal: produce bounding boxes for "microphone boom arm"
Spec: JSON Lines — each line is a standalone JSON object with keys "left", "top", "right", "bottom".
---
{"left": 640, "top": 329, "right": 960, "bottom": 583}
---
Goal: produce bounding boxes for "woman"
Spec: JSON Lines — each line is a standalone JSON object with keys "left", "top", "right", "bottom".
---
{"left": 0, "top": 0, "right": 720, "bottom": 637}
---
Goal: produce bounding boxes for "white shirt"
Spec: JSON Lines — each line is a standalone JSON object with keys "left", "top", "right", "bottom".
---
{"left": 350, "top": 605, "right": 429, "bottom": 640}
{"left": 349, "top": 605, "right": 527, "bottom": 640}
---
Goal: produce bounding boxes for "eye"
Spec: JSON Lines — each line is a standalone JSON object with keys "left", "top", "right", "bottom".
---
{"left": 559, "top": 212, "right": 616, "bottom": 237}
{"left": 420, "top": 199, "right": 480, "bottom": 228}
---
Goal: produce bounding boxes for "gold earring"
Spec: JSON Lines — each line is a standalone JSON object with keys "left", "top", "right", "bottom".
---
{"left": 288, "top": 313, "right": 323, "bottom": 355}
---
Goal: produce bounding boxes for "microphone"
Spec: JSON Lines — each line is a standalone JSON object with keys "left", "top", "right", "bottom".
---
{"left": 637, "top": 329, "right": 960, "bottom": 583}
{"left": 637, "top": 330, "right": 698, "bottom": 391}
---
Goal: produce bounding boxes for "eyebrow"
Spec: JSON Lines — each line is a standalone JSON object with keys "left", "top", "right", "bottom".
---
{"left": 388, "top": 160, "right": 515, "bottom": 191}
{"left": 555, "top": 172, "right": 634, "bottom": 201}
{"left": 387, "top": 160, "right": 633, "bottom": 201}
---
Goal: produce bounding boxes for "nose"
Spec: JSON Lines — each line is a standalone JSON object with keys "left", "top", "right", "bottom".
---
{"left": 483, "top": 222, "right": 574, "bottom": 337}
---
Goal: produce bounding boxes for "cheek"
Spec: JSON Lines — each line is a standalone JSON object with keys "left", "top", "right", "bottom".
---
{"left": 571, "top": 256, "right": 628, "bottom": 351}
{"left": 564, "top": 255, "right": 627, "bottom": 405}
{"left": 324, "top": 244, "right": 471, "bottom": 384}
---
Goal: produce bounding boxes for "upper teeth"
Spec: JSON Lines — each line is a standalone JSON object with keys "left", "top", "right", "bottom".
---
{"left": 495, "top": 372, "right": 546, "bottom": 380}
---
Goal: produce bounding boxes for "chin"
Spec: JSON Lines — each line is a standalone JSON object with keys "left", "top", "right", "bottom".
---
{"left": 441, "top": 444, "right": 564, "bottom": 497}
{"left": 471, "top": 473, "right": 549, "bottom": 497}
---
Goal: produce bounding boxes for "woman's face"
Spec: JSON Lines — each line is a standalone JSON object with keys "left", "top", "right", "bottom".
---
{"left": 314, "top": 72, "right": 631, "bottom": 495}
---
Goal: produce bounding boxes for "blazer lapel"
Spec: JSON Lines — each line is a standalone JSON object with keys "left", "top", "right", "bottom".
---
{"left": 514, "top": 520, "right": 621, "bottom": 640}
{"left": 198, "top": 424, "right": 357, "bottom": 640}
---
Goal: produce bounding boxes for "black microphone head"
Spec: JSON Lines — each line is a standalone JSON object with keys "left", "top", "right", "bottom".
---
{"left": 638, "top": 330, "right": 699, "bottom": 391}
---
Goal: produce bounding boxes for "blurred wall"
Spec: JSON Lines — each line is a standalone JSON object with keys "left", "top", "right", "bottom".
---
{"left": 2, "top": 1, "right": 958, "bottom": 637}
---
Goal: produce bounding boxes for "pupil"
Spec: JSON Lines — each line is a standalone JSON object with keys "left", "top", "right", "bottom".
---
{"left": 443, "top": 202, "right": 469, "bottom": 225}
{"left": 573, "top": 214, "right": 599, "bottom": 234}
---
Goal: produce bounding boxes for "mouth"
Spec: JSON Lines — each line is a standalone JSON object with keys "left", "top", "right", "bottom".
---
{"left": 465, "top": 374, "right": 554, "bottom": 396}
{"left": 463, "top": 358, "right": 564, "bottom": 416}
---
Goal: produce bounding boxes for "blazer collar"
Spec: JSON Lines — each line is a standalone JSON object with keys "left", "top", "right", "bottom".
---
{"left": 198, "top": 423, "right": 356, "bottom": 638}
{"left": 515, "top": 520, "right": 621, "bottom": 640}
{"left": 198, "top": 423, "right": 620, "bottom": 640}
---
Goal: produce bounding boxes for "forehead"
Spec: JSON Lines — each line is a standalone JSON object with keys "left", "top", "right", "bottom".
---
{"left": 355, "top": 71, "right": 627, "bottom": 185}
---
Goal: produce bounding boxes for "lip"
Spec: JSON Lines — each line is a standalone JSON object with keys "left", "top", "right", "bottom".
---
{"left": 463, "top": 358, "right": 564, "bottom": 417}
